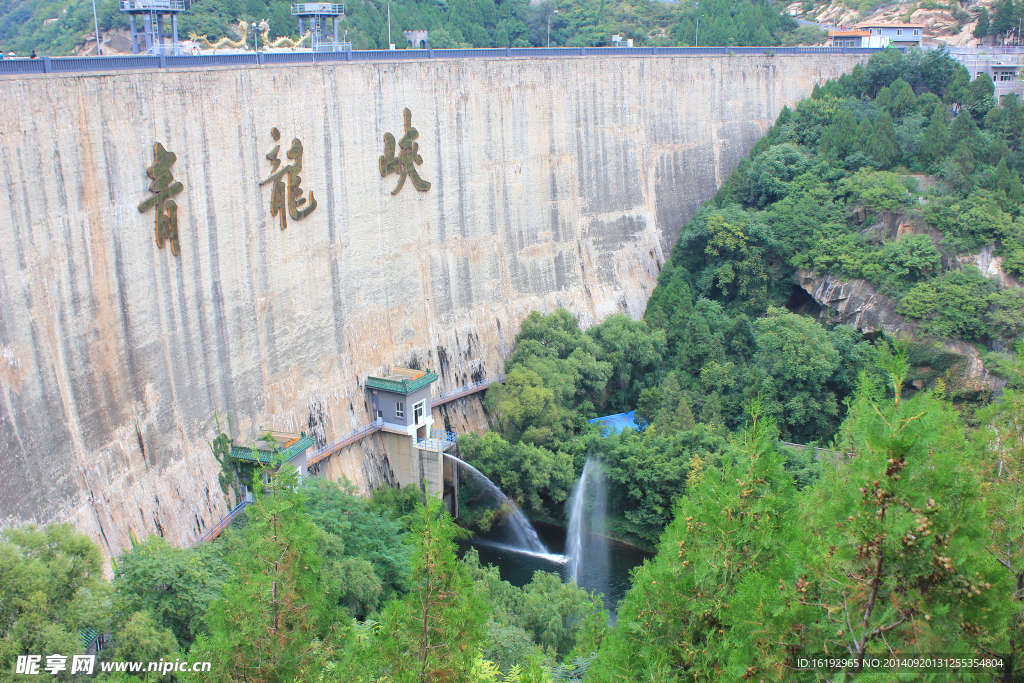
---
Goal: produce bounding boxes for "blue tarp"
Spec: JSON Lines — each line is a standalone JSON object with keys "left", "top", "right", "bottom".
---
{"left": 588, "top": 411, "right": 638, "bottom": 436}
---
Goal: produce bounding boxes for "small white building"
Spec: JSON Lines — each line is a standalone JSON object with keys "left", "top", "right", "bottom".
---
{"left": 856, "top": 22, "right": 924, "bottom": 48}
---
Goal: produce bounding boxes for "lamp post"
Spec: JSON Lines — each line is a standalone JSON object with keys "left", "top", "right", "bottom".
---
{"left": 548, "top": 9, "right": 558, "bottom": 48}
{"left": 91, "top": 0, "right": 102, "bottom": 55}
{"left": 695, "top": 14, "right": 704, "bottom": 47}
{"left": 251, "top": 22, "right": 258, "bottom": 51}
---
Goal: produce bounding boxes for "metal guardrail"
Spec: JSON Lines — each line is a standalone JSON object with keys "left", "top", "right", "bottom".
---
{"left": 194, "top": 495, "right": 252, "bottom": 545}
{"left": 431, "top": 374, "right": 505, "bottom": 406}
{"left": 119, "top": 0, "right": 185, "bottom": 10}
{"left": 413, "top": 429, "right": 458, "bottom": 452}
{"left": 308, "top": 417, "right": 384, "bottom": 466}
{"left": 291, "top": 2, "right": 345, "bottom": 14}
{"left": 0, "top": 46, "right": 885, "bottom": 77}
{"left": 314, "top": 42, "right": 352, "bottom": 52}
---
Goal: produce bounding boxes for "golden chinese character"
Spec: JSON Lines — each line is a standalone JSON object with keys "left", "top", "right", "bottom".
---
{"left": 138, "top": 143, "right": 184, "bottom": 256}
{"left": 380, "top": 108, "right": 431, "bottom": 195}
{"left": 261, "top": 127, "right": 317, "bottom": 230}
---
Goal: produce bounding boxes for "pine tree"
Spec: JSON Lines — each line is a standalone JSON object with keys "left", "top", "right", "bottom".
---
{"left": 195, "top": 466, "right": 342, "bottom": 683}
{"left": 795, "top": 344, "right": 1011, "bottom": 672}
{"left": 921, "top": 104, "right": 950, "bottom": 164}
{"left": 867, "top": 110, "right": 898, "bottom": 168}
{"left": 993, "top": 0, "right": 1017, "bottom": 35}
{"left": 1009, "top": 170, "right": 1024, "bottom": 205}
{"left": 875, "top": 85, "right": 893, "bottom": 113}
{"left": 945, "top": 65, "right": 971, "bottom": 106}
{"left": 819, "top": 108, "right": 858, "bottom": 161}
{"left": 996, "top": 157, "right": 1014, "bottom": 195}
{"left": 890, "top": 77, "right": 917, "bottom": 120}
{"left": 974, "top": 6, "right": 991, "bottom": 37}
{"left": 855, "top": 115, "right": 874, "bottom": 154}
{"left": 344, "top": 495, "right": 488, "bottom": 683}
{"left": 587, "top": 402, "right": 803, "bottom": 681}
{"left": 976, "top": 344, "right": 1024, "bottom": 678}
{"left": 950, "top": 110, "right": 987, "bottom": 159}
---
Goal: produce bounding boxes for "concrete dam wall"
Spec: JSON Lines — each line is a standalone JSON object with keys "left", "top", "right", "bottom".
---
{"left": 0, "top": 54, "right": 864, "bottom": 556}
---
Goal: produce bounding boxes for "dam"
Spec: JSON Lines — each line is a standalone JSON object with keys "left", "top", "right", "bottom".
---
{"left": 0, "top": 53, "right": 866, "bottom": 557}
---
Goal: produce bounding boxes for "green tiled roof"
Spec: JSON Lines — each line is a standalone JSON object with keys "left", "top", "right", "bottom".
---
{"left": 229, "top": 434, "right": 316, "bottom": 465}
{"left": 365, "top": 370, "right": 438, "bottom": 394}
{"left": 80, "top": 628, "right": 99, "bottom": 648}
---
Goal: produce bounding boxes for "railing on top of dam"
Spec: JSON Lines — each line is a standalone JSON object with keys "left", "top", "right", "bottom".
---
{"left": 0, "top": 45, "right": 886, "bottom": 77}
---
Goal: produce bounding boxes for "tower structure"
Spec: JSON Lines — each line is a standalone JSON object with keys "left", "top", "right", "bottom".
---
{"left": 365, "top": 368, "right": 458, "bottom": 508}
{"left": 120, "top": 0, "right": 185, "bottom": 55}
{"left": 291, "top": 2, "right": 347, "bottom": 52}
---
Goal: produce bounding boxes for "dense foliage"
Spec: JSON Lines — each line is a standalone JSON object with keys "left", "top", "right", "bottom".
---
{"left": 0, "top": 0, "right": 817, "bottom": 56}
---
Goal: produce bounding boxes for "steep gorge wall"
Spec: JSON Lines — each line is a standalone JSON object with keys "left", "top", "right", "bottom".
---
{"left": 0, "top": 54, "right": 864, "bottom": 556}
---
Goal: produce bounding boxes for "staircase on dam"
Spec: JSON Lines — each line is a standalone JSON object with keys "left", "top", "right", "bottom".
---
{"left": 198, "top": 372, "right": 504, "bottom": 544}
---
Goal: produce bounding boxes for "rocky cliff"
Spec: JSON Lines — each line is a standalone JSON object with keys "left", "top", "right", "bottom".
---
{"left": 796, "top": 269, "right": 1004, "bottom": 391}
{"left": 0, "top": 54, "right": 866, "bottom": 557}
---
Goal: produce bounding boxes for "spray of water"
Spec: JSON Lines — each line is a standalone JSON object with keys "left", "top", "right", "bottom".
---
{"left": 447, "top": 454, "right": 549, "bottom": 555}
{"left": 471, "top": 538, "right": 568, "bottom": 564}
{"left": 565, "top": 457, "right": 609, "bottom": 594}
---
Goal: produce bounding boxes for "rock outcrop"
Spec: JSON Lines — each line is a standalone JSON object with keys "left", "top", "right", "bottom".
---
{"left": 796, "top": 269, "right": 1004, "bottom": 392}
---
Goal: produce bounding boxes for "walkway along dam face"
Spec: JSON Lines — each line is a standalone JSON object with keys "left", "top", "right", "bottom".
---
{"left": 0, "top": 54, "right": 865, "bottom": 557}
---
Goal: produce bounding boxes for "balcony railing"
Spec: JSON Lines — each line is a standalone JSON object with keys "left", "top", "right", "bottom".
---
{"left": 119, "top": 0, "right": 185, "bottom": 11}
{"left": 413, "top": 429, "right": 458, "bottom": 452}
{"left": 291, "top": 2, "right": 345, "bottom": 15}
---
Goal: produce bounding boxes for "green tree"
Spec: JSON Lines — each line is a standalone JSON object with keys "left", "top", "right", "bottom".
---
{"left": 587, "top": 402, "right": 802, "bottom": 681}
{"left": 678, "top": 205, "right": 781, "bottom": 314}
{"left": 839, "top": 168, "right": 913, "bottom": 213}
{"left": 586, "top": 314, "right": 666, "bottom": 409}
{"left": 743, "top": 142, "right": 811, "bottom": 206}
{"left": 854, "top": 114, "right": 874, "bottom": 155}
{"left": 794, "top": 348, "right": 1011, "bottom": 671}
{"left": 974, "top": 6, "right": 991, "bottom": 37}
{"left": 898, "top": 266, "right": 998, "bottom": 340}
{"left": 0, "top": 524, "right": 110, "bottom": 675}
{"left": 752, "top": 307, "right": 841, "bottom": 440}
{"left": 303, "top": 477, "right": 413, "bottom": 614}
{"left": 817, "top": 107, "right": 858, "bottom": 161}
{"left": 867, "top": 109, "right": 899, "bottom": 167}
{"left": 484, "top": 367, "right": 564, "bottom": 441}
{"left": 107, "top": 610, "right": 180, "bottom": 665}
{"left": 458, "top": 430, "right": 574, "bottom": 513}
{"left": 921, "top": 103, "right": 950, "bottom": 165}
{"left": 875, "top": 84, "right": 893, "bottom": 113}
{"left": 194, "top": 466, "right": 342, "bottom": 683}
{"left": 343, "top": 496, "right": 488, "bottom": 683}
{"left": 976, "top": 345, "right": 1024, "bottom": 676}
{"left": 890, "top": 77, "right": 917, "bottom": 119}
{"left": 113, "top": 536, "right": 228, "bottom": 650}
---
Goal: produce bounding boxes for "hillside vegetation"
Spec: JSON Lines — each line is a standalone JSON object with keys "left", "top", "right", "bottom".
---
{"left": 0, "top": 0, "right": 820, "bottom": 56}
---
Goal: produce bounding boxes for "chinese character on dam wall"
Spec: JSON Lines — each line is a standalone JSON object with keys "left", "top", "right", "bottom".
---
{"left": 138, "top": 142, "right": 184, "bottom": 256}
{"left": 261, "top": 127, "right": 318, "bottom": 230}
{"left": 380, "top": 108, "right": 431, "bottom": 195}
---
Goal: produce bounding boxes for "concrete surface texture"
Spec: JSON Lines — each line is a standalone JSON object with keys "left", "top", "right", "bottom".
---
{"left": 0, "top": 54, "right": 864, "bottom": 557}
